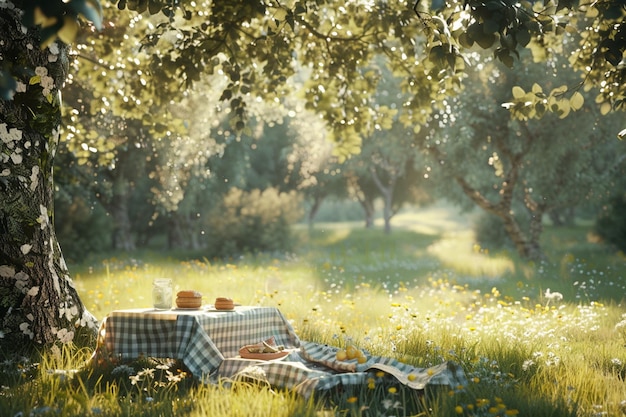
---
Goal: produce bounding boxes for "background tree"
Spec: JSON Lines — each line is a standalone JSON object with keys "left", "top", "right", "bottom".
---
{"left": 424, "top": 52, "right": 624, "bottom": 260}
{"left": 343, "top": 58, "right": 433, "bottom": 233}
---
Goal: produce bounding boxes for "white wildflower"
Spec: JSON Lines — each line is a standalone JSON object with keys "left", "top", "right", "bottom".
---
{"left": 129, "top": 374, "right": 141, "bottom": 385}
{"left": 9, "top": 152, "right": 22, "bottom": 164}
{"left": 20, "top": 244, "right": 32, "bottom": 255}
{"left": 34, "top": 66, "right": 48, "bottom": 77}
{"left": 48, "top": 43, "right": 59, "bottom": 55}
{"left": 29, "top": 165, "right": 39, "bottom": 190}
{"left": 57, "top": 328, "right": 74, "bottom": 344}
{"left": 522, "top": 359, "right": 535, "bottom": 371}
{"left": 37, "top": 204, "right": 49, "bottom": 229}
{"left": 19, "top": 322, "right": 33, "bottom": 339}
{"left": 0, "top": 265, "right": 16, "bottom": 278}
{"left": 40, "top": 75, "right": 54, "bottom": 89}
{"left": 14, "top": 271, "right": 29, "bottom": 293}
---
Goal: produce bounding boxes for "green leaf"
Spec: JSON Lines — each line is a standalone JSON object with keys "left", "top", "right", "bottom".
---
{"left": 515, "top": 27, "right": 531, "bottom": 47}
{"left": 148, "top": 0, "right": 163, "bottom": 14}
{"left": 512, "top": 86, "right": 526, "bottom": 99}
{"left": 496, "top": 49, "right": 514, "bottom": 68}
{"left": 475, "top": 31, "right": 496, "bottom": 49}
{"left": 220, "top": 89, "right": 233, "bottom": 101}
{"left": 570, "top": 91, "right": 584, "bottom": 111}
{"left": 535, "top": 101, "right": 546, "bottom": 118}
{"left": 483, "top": 18, "right": 500, "bottom": 34}
{"left": 428, "top": 45, "right": 445, "bottom": 65}
{"left": 458, "top": 32, "right": 474, "bottom": 48}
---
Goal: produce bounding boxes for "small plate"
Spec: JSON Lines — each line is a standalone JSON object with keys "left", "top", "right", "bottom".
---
{"left": 174, "top": 306, "right": 203, "bottom": 310}
{"left": 205, "top": 307, "right": 235, "bottom": 312}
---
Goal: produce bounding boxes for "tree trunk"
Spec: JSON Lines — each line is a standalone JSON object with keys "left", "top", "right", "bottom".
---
{"left": 500, "top": 212, "right": 542, "bottom": 261}
{"left": 454, "top": 173, "right": 545, "bottom": 261}
{"left": 361, "top": 198, "right": 375, "bottom": 228}
{"left": 307, "top": 194, "right": 324, "bottom": 230}
{"left": 0, "top": 5, "right": 98, "bottom": 350}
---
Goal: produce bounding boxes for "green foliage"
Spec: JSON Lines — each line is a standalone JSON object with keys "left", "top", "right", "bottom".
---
{"left": 204, "top": 187, "right": 304, "bottom": 257}
{"left": 473, "top": 212, "right": 515, "bottom": 252}
{"left": 54, "top": 193, "right": 111, "bottom": 263}
{"left": 422, "top": 48, "right": 624, "bottom": 260}
{"left": 594, "top": 193, "right": 626, "bottom": 252}
{"left": 3, "top": 0, "right": 626, "bottom": 142}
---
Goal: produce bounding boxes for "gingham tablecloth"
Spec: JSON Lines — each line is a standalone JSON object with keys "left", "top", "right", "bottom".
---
{"left": 102, "top": 306, "right": 300, "bottom": 380}
{"left": 101, "top": 306, "right": 467, "bottom": 398}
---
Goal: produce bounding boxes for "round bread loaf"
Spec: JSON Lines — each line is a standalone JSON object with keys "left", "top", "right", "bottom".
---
{"left": 176, "top": 290, "right": 202, "bottom": 309}
{"left": 214, "top": 297, "right": 234, "bottom": 310}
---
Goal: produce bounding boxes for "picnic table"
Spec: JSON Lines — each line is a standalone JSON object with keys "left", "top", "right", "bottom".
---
{"left": 98, "top": 306, "right": 467, "bottom": 398}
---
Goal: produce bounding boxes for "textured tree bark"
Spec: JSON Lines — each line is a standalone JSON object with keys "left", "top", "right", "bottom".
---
{"left": 369, "top": 167, "right": 397, "bottom": 234}
{"left": 454, "top": 174, "right": 545, "bottom": 261}
{"left": 0, "top": 2, "right": 98, "bottom": 350}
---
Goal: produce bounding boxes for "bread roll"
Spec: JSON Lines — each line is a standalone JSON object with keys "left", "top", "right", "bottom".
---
{"left": 176, "top": 290, "right": 202, "bottom": 309}
{"left": 214, "top": 297, "right": 234, "bottom": 310}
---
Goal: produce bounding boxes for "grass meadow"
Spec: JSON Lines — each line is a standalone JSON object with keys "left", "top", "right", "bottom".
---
{"left": 2, "top": 207, "right": 626, "bottom": 417}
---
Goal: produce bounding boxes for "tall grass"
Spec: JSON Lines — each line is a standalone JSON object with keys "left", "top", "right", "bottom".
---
{"left": 2, "top": 210, "right": 625, "bottom": 416}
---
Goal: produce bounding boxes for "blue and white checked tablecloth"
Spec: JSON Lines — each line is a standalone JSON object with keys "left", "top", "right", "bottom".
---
{"left": 103, "top": 306, "right": 300, "bottom": 380}
{"left": 101, "top": 306, "right": 466, "bottom": 398}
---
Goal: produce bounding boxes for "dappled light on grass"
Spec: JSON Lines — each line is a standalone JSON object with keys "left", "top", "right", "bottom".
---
{"left": 427, "top": 231, "right": 515, "bottom": 279}
{"left": 377, "top": 204, "right": 473, "bottom": 236}
{"left": 46, "top": 223, "right": 626, "bottom": 416}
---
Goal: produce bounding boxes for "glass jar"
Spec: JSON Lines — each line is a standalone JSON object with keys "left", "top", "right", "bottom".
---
{"left": 152, "top": 278, "right": 173, "bottom": 309}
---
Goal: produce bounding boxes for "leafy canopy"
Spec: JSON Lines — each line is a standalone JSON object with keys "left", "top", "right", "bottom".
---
{"left": 5, "top": 0, "right": 626, "bottom": 149}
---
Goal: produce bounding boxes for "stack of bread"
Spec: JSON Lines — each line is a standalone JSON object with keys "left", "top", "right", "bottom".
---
{"left": 175, "top": 290, "right": 202, "bottom": 309}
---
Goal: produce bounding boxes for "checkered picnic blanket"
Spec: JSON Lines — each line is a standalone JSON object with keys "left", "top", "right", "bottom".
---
{"left": 101, "top": 306, "right": 467, "bottom": 398}
{"left": 220, "top": 342, "right": 467, "bottom": 398}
